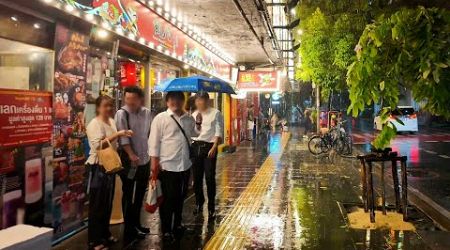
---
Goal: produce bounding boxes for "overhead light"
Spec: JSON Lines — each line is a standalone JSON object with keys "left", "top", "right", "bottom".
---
{"left": 101, "top": 21, "right": 110, "bottom": 29}
{"left": 65, "top": 4, "right": 74, "bottom": 12}
{"left": 10, "top": 16, "right": 18, "bottom": 22}
{"left": 85, "top": 13, "right": 94, "bottom": 21}
{"left": 183, "top": 64, "right": 190, "bottom": 70}
{"left": 97, "top": 29, "right": 108, "bottom": 38}
{"left": 42, "top": 0, "right": 53, "bottom": 3}
{"left": 33, "top": 23, "right": 41, "bottom": 29}
{"left": 290, "top": 8, "right": 296, "bottom": 16}
{"left": 156, "top": 0, "right": 163, "bottom": 5}
{"left": 147, "top": 0, "right": 154, "bottom": 7}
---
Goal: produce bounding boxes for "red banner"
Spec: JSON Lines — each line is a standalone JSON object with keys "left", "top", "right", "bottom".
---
{"left": 237, "top": 71, "right": 280, "bottom": 91}
{"left": 0, "top": 89, "right": 52, "bottom": 147}
{"left": 62, "top": 0, "right": 231, "bottom": 80}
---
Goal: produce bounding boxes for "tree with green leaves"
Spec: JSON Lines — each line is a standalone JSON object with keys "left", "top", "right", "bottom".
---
{"left": 347, "top": 6, "right": 450, "bottom": 149}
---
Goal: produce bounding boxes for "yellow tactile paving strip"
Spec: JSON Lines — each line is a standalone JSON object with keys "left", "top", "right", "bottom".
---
{"left": 204, "top": 133, "right": 291, "bottom": 250}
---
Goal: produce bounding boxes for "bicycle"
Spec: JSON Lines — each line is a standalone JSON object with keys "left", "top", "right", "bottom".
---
{"left": 308, "top": 120, "right": 352, "bottom": 156}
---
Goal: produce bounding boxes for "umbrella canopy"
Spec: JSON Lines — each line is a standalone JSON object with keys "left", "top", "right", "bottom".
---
{"left": 155, "top": 75, "right": 236, "bottom": 94}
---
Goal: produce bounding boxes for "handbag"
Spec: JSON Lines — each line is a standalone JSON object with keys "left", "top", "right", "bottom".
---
{"left": 170, "top": 115, "right": 195, "bottom": 159}
{"left": 144, "top": 180, "right": 163, "bottom": 213}
{"left": 97, "top": 139, "right": 123, "bottom": 174}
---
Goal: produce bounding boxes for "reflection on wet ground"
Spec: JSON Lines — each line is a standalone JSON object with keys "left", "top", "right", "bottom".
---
{"left": 55, "top": 128, "right": 449, "bottom": 250}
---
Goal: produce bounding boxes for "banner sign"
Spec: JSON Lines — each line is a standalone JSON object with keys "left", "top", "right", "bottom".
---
{"left": 0, "top": 89, "right": 53, "bottom": 230}
{"left": 0, "top": 89, "right": 52, "bottom": 147}
{"left": 237, "top": 71, "right": 280, "bottom": 92}
{"left": 59, "top": 0, "right": 232, "bottom": 80}
{"left": 52, "top": 24, "right": 90, "bottom": 238}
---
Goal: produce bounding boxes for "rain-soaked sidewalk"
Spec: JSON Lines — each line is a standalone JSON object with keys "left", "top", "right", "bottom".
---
{"left": 55, "top": 128, "right": 450, "bottom": 249}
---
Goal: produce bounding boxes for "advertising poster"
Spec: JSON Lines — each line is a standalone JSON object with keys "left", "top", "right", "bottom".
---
{"left": 59, "top": 0, "right": 232, "bottom": 80}
{"left": 237, "top": 71, "right": 281, "bottom": 92}
{"left": 0, "top": 89, "right": 53, "bottom": 230}
{"left": 53, "top": 24, "right": 90, "bottom": 238}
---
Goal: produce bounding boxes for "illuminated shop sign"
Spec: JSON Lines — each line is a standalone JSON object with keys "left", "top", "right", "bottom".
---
{"left": 237, "top": 71, "right": 281, "bottom": 92}
{"left": 57, "top": 0, "right": 232, "bottom": 80}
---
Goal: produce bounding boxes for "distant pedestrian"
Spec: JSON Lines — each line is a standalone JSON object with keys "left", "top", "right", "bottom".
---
{"left": 148, "top": 91, "right": 199, "bottom": 241}
{"left": 115, "top": 86, "right": 152, "bottom": 240}
{"left": 304, "top": 109, "right": 312, "bottom": 137}
{"left": 86, "top": 95, "right": 133, "bottom": 250}
{"left": 191, "top": 92, "right": 223, "bottom": 218}
{"left": 271, "top": 113, "right": 279, "bottom": 132}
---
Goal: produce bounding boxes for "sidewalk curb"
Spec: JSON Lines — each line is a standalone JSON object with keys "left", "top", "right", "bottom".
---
{"left": 353, "top": 147, "right": 450, "bottom": 231}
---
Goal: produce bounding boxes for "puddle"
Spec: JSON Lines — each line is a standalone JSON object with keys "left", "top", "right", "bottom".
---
{"left": 346, "top": 207, "right": 416, "bottom": 231}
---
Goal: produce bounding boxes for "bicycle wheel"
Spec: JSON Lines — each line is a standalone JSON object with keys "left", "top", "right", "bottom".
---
{"left": 308, "top": 135, "right": 324, "bottom": 155}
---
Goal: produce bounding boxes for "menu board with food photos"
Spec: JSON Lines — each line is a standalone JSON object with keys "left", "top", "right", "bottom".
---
{"left": 52, "top": 24, "right": 90, "bottom": 238}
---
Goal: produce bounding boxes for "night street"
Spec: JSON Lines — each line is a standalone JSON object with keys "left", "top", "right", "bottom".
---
{"left": 54, "top": 128, "right": 450, "bottom": 249}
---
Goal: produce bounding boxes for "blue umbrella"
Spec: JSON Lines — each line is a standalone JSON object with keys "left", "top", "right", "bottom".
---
{"left": 155, "top": 75, "right": 236, "bottom": 94}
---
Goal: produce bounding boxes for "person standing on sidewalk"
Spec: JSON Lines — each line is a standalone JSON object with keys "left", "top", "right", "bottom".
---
{"left": 115, "top": 86, "right": 152, "bottom": 240}
{"left": 86, "top": 95, "right": 133, "bottom": 250}
{"left": 191, "top": 92, "right": 223, "bottom": 218}
{"left": 148, "top": 91, "right": 199, "bottom": 241}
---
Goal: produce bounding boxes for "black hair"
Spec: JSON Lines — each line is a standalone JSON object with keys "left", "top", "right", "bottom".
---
{"left": 165, "top": 91, "right": 185, "bottom": 102}
{"left": 124, "top": 86, "right": 144, "bottom": 98}
{"left": 95, "top": 95, "right": 113, "bottom": 115}
{"left": 194, "top": 91, "right": 209, "bottom": 101}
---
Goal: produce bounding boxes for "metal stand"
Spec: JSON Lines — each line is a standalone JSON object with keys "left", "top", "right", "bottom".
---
{"left": 357, "top": 149, "right": 408, "bottom": 223}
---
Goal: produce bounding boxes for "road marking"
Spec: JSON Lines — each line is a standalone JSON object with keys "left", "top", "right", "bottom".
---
{"left": 438, "top": 155, "right": 450, "bottom": 159}
{"left": 424, "top": 141, "right": 439, "bottom": 143}
{"left": 204, "top": 133, "right": 290, "bottom": 250}
{"left": 423, "top": 150, "right": 438, "bottom": 155}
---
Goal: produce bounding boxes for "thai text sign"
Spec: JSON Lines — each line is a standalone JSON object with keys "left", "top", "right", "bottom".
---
{"left": 0, "top": 89, "right": 52, "bottom": 147}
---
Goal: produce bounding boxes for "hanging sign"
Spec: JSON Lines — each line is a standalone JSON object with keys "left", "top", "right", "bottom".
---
{"left": 237, "top": 71, "right": 280, "bottom": 92}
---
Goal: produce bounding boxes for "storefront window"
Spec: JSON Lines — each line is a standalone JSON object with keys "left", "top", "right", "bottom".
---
{"left": 0, "top": 38, "right": 53, "bottom": 91}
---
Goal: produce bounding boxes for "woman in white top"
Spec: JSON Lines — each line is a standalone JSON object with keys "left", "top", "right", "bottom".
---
{"left": 191, "top": 91, "right": 223, "bottom": 218}
{"left": 86, "top": 95, "right": 132, "bottom": 250}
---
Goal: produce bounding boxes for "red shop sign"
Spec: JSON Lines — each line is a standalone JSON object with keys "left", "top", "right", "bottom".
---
{"left": 0, "top": 89, "right": 53, "bottom": 147}
{"left": 237, "top": 71, "right": 280, "bottom": 91}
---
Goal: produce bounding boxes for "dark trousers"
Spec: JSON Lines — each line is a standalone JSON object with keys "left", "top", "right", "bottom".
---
{"left": 159, "top": 169, "right": 190, "bottom": 234}
{"left": 192, "top": 142, "right": 217, "bottom": 212}
{"left": 88, "top": 165, "right": 115, "bottom": 245}
{"left": 119, "top": 162, "right": 150, "bottom": 233}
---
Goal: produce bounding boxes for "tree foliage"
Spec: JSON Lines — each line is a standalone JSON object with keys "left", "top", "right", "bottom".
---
{"left": 347, "top": 7, "right": 450, "bottom": 148}
{"left": 295, "top": 0, "right": 367, "bottom": 99}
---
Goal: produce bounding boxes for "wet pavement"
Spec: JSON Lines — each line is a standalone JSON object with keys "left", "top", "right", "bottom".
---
{"left": 54, "top": 127, "right": 450, "bottom": 250}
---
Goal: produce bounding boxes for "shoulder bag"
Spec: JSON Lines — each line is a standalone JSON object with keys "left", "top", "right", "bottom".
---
{"left": 170, "top": 115, "right": 195, "bottom": 159}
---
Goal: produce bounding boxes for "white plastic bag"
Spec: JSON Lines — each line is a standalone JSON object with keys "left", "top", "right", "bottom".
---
{"left": 144, "top": 180, "right": 163, "bottom": 213}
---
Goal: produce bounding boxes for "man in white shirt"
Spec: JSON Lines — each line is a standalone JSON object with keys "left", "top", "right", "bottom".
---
{"left": 148, "top": 91, "right": 199, "bottom": 241}
{"left": 191, "top": 92, "right": 223, "bottom": 218}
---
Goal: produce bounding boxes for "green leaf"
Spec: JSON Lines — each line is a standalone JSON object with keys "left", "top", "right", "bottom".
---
{"left": 435, "top": 62, "right": 448, "bottom": 68}
{"left": 423, "top": 69, "right": 431, "bottom": 79}
{"left": 379, "top": 81, "right": 385, "bottom": 91}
